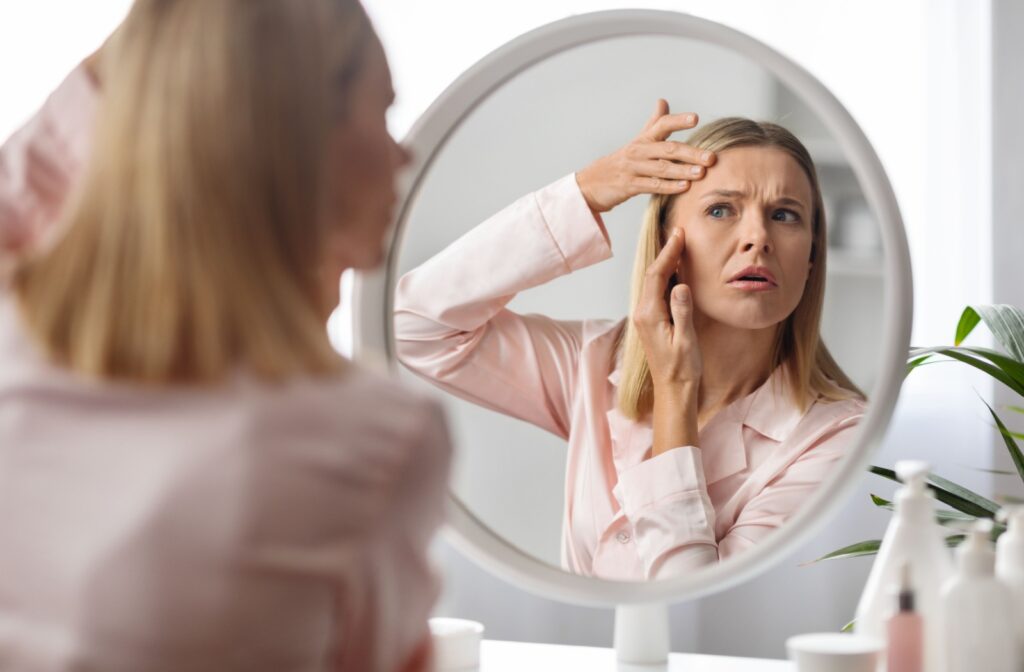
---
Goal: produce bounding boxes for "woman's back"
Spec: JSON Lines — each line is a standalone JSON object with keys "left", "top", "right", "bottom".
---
{"left": 0, "top": 291, "right": 449, "bottom": 671}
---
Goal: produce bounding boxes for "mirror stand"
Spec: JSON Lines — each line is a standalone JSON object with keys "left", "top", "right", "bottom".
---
{"left": 613, "top": 603, "right": 669, "bottom": 664}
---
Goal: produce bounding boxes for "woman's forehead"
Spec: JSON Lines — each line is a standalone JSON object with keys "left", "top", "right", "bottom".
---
{"left": 689, "top": 146, "right": 813, "bottom": 205}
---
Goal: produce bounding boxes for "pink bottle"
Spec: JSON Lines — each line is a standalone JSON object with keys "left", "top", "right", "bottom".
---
{"left": 886, "top": 563, "right": 923, "bottom": 672}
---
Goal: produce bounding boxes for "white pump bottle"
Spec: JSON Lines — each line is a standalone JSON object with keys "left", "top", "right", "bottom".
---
{"left": 942, "top": 520, "right": 1018, "bottom": 672}
{"left": 853, "top": 460, "right": 953, "bottom": 672}
{"left": 996, "top": 506, "right": 1024, "bottom": 663}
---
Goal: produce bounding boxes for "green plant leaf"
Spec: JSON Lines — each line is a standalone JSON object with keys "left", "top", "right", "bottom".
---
{"left": 841, "top": 620, "right": 855, "bottom": 634}
{"left": 961, "top": 346, "right": 1024, "bottom": 388}
{"left": 907, "top": 354, "right": 933, "bottom": 374}
{"left": 805, "top": 539, "right": 881, "bottom": 565}
{"left": 869, "top": 466, "right": 999, "bottom": 517}
{"left": 870, "top": 494, "right": 890, "bottom": 508}
{"left": 956, "top": 307, "right": 982, "bottom": 345}
{"left": 980, "top": 398, "right": 1024, "bottom": 484}
{"left": 870, "top": 494, "right": 985, "bottom": 526}
{"left": 1007, "top": 406, "right": 1024, "bottom": 415}
{"left": 972, "top": 467, "right": 1020, "bottom": 476}
{"left": 970, "top": 305, "right": 1024, "bottom": 362}
{"left": 908, "top": 346, "right": 1024, "bottom": 397}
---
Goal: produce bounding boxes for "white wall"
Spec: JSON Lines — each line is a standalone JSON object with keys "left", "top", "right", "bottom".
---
{"left": 0, "top": 3, "right": 131, "bottom": 141}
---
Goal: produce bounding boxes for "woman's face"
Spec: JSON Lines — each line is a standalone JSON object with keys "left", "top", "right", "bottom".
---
{"left": 320, "top": 34, "right": 410, "bottom": 276}
{"left": 668, "top": 146, "right": 815, "bottom": 331}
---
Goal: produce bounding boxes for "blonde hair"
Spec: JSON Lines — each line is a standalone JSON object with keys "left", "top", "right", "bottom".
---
{"left": 14, "top": 0, "right": 372, "bottom": 384}
{"left": 617, "top": 117, "right": 864, "bottom": 420}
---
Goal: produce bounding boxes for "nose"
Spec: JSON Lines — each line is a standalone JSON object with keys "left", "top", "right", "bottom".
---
{"left": 739, "top": 211, "right": 772, "bottom": 254}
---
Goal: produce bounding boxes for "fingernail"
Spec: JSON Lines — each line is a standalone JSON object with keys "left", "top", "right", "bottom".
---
{"left": 678, "top": 180, "right": 689, "bottom": 189}
{"left": 690, "top": 165, "right": 702, "bottom": 176}
{"left": 687, "top": 114, "right": 696, "bottom": 124}
{"left": 701, "top": 151, "right": 712, "bottom": 162}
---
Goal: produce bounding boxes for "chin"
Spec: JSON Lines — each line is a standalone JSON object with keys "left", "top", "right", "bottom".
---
{"left": 351, "top": 245, "right": 388, "bottom": 271}
{"left": 708, "top": 306, "right": 787, "bottom": 331}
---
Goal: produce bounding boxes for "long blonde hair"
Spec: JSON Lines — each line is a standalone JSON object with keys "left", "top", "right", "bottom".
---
{"left": 617, "top": 117, "right": 864, "bottom": 420}
{"left": 14, "top": 0, "right": 371, "bottom": 384}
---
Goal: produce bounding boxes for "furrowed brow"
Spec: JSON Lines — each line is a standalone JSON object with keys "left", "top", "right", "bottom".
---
{"left": 702, "top": 189, "right": 747, "bottom": 200}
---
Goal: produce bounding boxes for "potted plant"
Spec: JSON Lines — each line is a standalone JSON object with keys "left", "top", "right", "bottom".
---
{"left": 810, "top": 305, "right": 1024, "bottom": 629}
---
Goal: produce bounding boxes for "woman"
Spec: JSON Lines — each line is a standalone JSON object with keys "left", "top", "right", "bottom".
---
{"left": 394, "top": 105, "right": 864, "bottom": 581}
{"left": 0, "top": 1, "right": 449, "bottom": 670}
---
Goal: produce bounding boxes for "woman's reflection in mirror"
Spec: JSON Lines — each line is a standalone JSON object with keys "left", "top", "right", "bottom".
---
{"left": 395, "top": 104, "right": 864, "bottom": 581}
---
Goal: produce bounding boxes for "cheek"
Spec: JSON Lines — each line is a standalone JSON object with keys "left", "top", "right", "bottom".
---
{"left": 674, "top": 229, "right": 719, "bottom": 287}
{"left": 784, "top": 235, "right": 815, "bottom": 282}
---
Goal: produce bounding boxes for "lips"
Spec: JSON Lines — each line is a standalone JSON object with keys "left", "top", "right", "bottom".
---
{"left": 728, "top": 265, "right": 778, "bottom": 287}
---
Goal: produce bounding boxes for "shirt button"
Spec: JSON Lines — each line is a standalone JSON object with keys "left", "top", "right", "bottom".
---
{"left": 616, "top": 531, "right": 630, "bottom": 544}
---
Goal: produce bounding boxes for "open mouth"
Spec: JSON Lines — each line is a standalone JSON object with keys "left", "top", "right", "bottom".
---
{"left": 728, "top": 266, "right": 778, "bottom": 290}
{"left": 729, "top": 277, "right": 775, "bottom": 288}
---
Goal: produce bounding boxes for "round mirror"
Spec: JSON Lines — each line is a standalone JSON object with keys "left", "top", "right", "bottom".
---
{"left": 353, "top": 9, "right": 910, "bottom": 606}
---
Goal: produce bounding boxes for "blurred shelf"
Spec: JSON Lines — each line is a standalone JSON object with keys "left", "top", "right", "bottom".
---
{"left": 827, "top": 248, "right": 884, "bottom": 278}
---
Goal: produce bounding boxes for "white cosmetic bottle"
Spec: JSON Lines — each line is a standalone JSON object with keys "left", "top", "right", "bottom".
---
{"left": 853, "top": 461, "right": 953, "bottom": 672}
{"left": 995, "top": 506, "right": 1024, "bottom": 664}
{"left": 941, "top": 520, "right": 1018, "bottom": 672}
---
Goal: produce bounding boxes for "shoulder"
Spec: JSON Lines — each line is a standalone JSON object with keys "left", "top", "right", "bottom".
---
{"left": 246, "top": 364, "right": 451, "bottom": 477}
{"left": 581, "top": 317, "right": 625, "bottom": 348}
{"left": 808, "top": 394, "right": 866, "bottom": 427}
{"left": 790, "top": 395, "right": 866, "bottom": 456}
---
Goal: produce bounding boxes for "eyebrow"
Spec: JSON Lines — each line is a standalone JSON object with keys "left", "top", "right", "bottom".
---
{"left": 702, "top": 189, "right": 808, "bottom": 211}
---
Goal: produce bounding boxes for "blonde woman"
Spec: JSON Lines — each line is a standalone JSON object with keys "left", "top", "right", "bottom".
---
{"left": 0, "top": 1, "right": 449, "bottom": 670}
{"left": 395, "top": 105, "right": 864, "bottom": 581}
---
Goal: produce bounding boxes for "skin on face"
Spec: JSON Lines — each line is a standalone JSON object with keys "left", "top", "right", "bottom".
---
{"left": 668, "top": 146, "right": 815, "bottom": 333}
{"left": 321, "top": 34, "right": 410, "bottom": 275}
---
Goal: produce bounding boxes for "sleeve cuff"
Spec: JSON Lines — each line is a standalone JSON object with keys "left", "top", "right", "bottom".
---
{"left": 533, "top": 173, "right": 612, "bottom": 272}
{"left": 46, "top": 64, "right": 99, "bottom": 171}
{"left": 614, "top": 445, "right": 708, "bottom": 517}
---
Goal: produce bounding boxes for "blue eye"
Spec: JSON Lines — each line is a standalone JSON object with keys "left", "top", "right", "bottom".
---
{"left": 707, "top": 204, "right": 731, "bottom": 219}
{"left": 772, "top": 209, "right": 800, "bottom": 223}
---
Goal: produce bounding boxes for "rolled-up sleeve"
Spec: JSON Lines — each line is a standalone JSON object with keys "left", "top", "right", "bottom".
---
{"left": 613, "top": 446, "right": 719, "bottom": 577}
{"left": 0, "top": 65, "right": 97, "bottom": 263}
{"left": 613, "top": 412, "right": 861, "bottom": 579}
{"left": 393, "top": 173, "right": 612, "bottom": 439}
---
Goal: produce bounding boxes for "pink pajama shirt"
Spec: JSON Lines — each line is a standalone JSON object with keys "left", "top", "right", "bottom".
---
{"left": 394, "top": 173, "right": 864, "bottom": 581}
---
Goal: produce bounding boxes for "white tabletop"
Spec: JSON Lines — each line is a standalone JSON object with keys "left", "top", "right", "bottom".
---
{"left": 477, "top": 640, "right": 794, "bottom": 671}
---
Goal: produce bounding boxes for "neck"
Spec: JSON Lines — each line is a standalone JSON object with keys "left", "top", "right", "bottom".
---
{"left": 693, "top": 312, "right": 778, "bottom": 426}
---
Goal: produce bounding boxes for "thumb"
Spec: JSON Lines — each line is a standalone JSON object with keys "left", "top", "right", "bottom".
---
{"left": 670, "top": 284, "right": 693, "bottom": 337}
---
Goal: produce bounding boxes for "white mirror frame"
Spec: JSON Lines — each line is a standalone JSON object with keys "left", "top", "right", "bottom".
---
{"left": 352, "top": 9, "right": 912, "bottom": 608}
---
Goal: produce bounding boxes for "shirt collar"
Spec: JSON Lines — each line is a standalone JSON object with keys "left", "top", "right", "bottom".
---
{"left": 742, "top": 366, "right": 806, "bottom": 442}
{"left": 607, "top": 364, "right": 807, "bottom": 444}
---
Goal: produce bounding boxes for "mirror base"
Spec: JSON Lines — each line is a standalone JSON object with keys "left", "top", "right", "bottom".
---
{"left": 614, "top": 603, "right": 669, "bottom": 664}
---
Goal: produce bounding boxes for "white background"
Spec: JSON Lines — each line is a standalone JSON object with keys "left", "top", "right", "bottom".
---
{"left": 1, "top": 0, "right": 1016, "bottom": 659}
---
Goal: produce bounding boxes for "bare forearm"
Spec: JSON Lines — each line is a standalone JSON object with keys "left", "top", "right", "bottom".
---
{"left": 652, "top": 383, "right": 699, "bottom": 456}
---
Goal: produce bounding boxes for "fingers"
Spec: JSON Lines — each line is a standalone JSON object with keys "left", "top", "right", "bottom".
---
{"left": 637, "top": 228, "right": 686, "bottom": 325}
{"left": 633, "top": 142, "right": 716, "bottom": 167}
{"left": 628, "top": 176, "right": 691, "bottom": 196}
{"left": 669, "top": 283, "right": 694, "bottom": 341}
{"left": 649, "top": 226, "right": 685, "bottom": 282}
{"left": 641, "top": 111, "right": 700, "bottom": 142}
{"left": 634, "top": 158, "right": 706, "bottom": 182}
